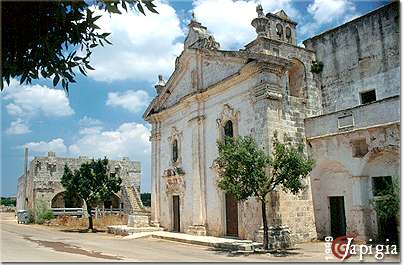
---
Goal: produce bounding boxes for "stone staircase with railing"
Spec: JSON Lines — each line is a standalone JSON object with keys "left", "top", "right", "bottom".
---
{"left": 108, "top": 185, "right": 163, "bottom": 235}
{"left": 122, "top": 185, "right": 148, "bottom": 214}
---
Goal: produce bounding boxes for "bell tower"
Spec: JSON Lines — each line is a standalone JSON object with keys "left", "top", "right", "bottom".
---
{"left": 251, "top": 5, "right": 297, "bottom": 46}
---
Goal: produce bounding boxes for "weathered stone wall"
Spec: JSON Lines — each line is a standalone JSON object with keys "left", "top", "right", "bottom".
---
{"left": 303, "top": 2, "right": 400, "bottom": 113}
{"left": 17, "top": 153, "right": 141, "bottom": 214}
{"left": 307, "top": 122, "right": 400, "bottom": 240}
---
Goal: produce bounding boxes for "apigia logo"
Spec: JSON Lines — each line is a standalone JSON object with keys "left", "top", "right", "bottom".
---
{"left": 325, "top": 234, "right": 398, "bottom": 261}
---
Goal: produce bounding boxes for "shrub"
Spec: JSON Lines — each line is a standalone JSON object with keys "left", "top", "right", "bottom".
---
{"left": 34, "top": 200, "right": 54, "bottom": 224}
{"left": 27, "top": 209, "right": 35, "bottom": 224}
{"left": 311, "top": 60, "right": 324, "bottom": 74}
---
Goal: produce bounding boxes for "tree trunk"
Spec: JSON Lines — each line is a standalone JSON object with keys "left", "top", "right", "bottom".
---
{"left": 261, "top": 200, "right": 269, "bottom": 250}
{"left": 86, "top": 202, "right": 93, "bottom": 231}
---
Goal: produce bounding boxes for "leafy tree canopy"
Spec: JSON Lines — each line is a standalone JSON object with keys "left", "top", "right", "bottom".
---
{"left": 2, "top": 0, "right": 158, "bottom": 91}
{"left": 61, "top": 158, "right": 122, "bottom": 230}
{"left": 216, "top": 133, "right": 314, "bottom": 250}
{"left": 216, "top": 134, "right": 314, "bottom": 202}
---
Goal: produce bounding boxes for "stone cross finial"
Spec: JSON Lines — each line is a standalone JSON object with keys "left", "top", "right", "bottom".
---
{"left": 256, "top": 4, "right": 264, "bottom": 17}
{"left": 191, "top": 12, "right": 195, "bottom": 21}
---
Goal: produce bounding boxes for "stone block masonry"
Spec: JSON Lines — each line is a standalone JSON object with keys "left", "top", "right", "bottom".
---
{"left": 17, "top": 152, "right": 145, "bottom": 215}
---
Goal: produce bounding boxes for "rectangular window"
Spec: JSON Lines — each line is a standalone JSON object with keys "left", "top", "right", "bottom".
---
{"left": 360, "top": 90, "right": 376, "bottom": 104}
{"left": 352, "top": 139, "right": 368, "bottom": 158}
{"left": 372, "top": 176, "right": 392, "bottom": 196}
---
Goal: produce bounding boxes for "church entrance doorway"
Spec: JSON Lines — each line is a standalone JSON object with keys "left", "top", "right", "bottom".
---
{"left": 172, "top": 195, "right": 180, "bottom": 232}
{"left": 225, "top": 193, "right": 238, "bottom": 237}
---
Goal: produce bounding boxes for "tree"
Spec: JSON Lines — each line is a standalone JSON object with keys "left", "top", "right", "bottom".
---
{"left": 140, "top": 193, "right": 151, "bottom": 207}
{"left": 373, "top": 176, "right": 400, "bottom": 220}
{"left": 61, "top": 158, "right": 122, "bottom": 231}
{"left": 216, "top": 133, "right": 314, "bottom": 250}
{"left": 2, "top": 0, "right": 158, "bottom": 91}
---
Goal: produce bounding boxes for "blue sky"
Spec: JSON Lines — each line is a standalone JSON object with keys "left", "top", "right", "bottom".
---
{"left": 1, "top": 0, "right": 388, "bottom": 196}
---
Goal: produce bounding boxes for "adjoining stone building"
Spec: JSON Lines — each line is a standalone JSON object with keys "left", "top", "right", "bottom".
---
{"left": 303, "top": 2, "right": 400, "bottom": 242}
{"left": 144, "top": 2, "right": 399, "bottom": 243}
{"left": 17, "top": 151, "right": 145, "bottom": 214}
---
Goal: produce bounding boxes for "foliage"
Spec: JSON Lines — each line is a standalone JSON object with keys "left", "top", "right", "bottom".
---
{"left": 2, "top": 0, "right": 158, "bottom": 91}
{"left": 140, "top": 193, "right": 151, "bottom": 207}
{"left": 34, "top": 199, "right": 55, "bottom": 224}
{"left": 216, "top": 133, "right": 314, "bottom": 249}
{"left": 61, "top": 158, "right": 122, "bottom": 230}
{"left": 27, "top": 209, "right": 35, "bottom": 224}
{"left": 216, "top": 134, "right": 314, "bottom": 201}
{"left": 373, "top": 176, "right": 400, "bottom": 220}
{"left": 310, "top": 60, "right": 324, "bottom": 74}
{"left": 0, "top": 197, "right": 16, "bottom": 207}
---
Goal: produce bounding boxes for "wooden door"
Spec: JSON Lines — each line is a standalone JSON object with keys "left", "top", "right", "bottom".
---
{"left": 225, "top": 193, "right": 238, "bottom": 237}
{"left": 329, "top": 196, "right": 346, "bottom": 238}
{"left": 173, "top": 195, "right": 180, "bottom": 232}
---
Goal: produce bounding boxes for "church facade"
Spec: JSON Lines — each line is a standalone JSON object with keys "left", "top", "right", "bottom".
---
{"left": 144, "top": 2, "right": 400, "bottom": 243}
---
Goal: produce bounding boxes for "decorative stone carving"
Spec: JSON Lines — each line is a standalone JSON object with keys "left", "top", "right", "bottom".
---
{"left": 252, "top": 5, "right": 270, "bottom": 37}
{"left": 216, "top": 104, "right": 239, "bottom": 127}
{"left": 168, "top": 126, "right": 183, "bottom": 166}
{"left": 163, "top": 167, "right": 185, "bottom": 195}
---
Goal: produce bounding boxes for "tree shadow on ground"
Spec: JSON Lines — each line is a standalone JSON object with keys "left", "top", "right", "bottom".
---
{"left": 59, "top": 228, "right": 106, "bottom": 233}
{"left": 207, "top": 246, "right": 303, "bottom": 258}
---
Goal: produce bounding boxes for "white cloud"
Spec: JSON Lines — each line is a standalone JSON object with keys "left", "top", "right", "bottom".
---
{"left": 106, "top": 90, "right": 150, "bottom": 113}
{"left": 24, "top": 138, "right": 67, "bottom": 154}
{"left": 307, "top": 0, "right": 356, "bottom": 24}
{"left": 79, "top": 126, "right": 103, "bottom": 135}
{"left": 6, "top": 119, "right": 31, "bottom": 135}
{"left": 69, "top": 122, "right": 151, "bottom": 160}
{"left": 3, "top": 79, "right": 74, "bottom": 118}
{"left": 193, "top": 0, "right": 299, "bottom": 49}
{"left": 78, "top": 116, "right": 103, "bottom": 127}
{"left": 87, "top": 1, "right": 184, "bottom": 82}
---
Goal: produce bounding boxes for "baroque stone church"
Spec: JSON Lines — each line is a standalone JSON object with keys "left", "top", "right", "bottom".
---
{"left": 144, "top": 2, "right": 400, "bottom": 243}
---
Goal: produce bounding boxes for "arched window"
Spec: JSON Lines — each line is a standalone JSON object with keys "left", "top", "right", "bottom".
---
{"left": 276, "top": 24, "right": 283, "bottom": 40}
{"left": 172, "top": 139, "right": 178, "bottom": 163}
{"left": 224, "top": 120, "right": 234, "bottom": 138}
{"left": 285, "top": 27, "right": 292, "bottom": 43}
{"left": 288, "top": 59, "right": 306, "bottom": 97}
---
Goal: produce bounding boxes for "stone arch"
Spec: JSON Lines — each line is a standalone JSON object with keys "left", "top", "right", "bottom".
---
{"left": 103, "top": 193, "right": 121, "bottom": 209}
{"left": 361, "top": 149, "right": 399, "bottom": 177}
{"left": 51, "top": 191, "right": 82, "bottom": 208}
{"left": 288, "top": 58, "right": 306, "bottom": 98}
{"left": 310, "top": 160, "right": 353, "bottom": 238}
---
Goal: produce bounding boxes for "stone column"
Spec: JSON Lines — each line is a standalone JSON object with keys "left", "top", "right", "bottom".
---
{"left": 186, "top": 114, "right": 207, "bottom": 236}
{"left": 150, "top": 122, "right": 161, "bottom": 227}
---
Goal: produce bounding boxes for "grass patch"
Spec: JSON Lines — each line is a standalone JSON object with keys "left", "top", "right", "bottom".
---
{"left": 50, "top": 214, "right": 128, "bottom": 232}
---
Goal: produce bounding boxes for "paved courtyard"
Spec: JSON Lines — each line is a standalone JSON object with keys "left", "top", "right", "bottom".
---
{"left": 1, "top": 213, "right": 399, "bottom": 262}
